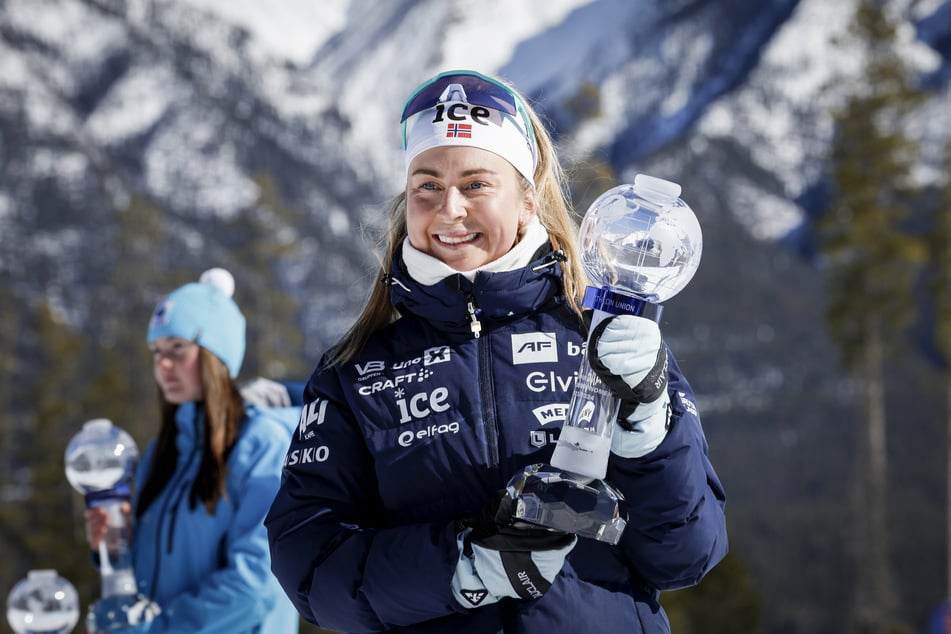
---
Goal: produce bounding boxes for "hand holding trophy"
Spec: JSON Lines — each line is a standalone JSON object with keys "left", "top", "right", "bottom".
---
{"left": 65, "top": 418, "right": 160, "bottom": 632}
{"left": 502, "top": 174, "right": 703, "bottom": 544}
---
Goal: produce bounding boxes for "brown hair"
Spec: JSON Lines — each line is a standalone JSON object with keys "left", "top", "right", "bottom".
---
{"left": 326, "top": 75, "right": 587, "bottom": 367}
{"left": 136, "top": 346, "right": 245, "bottom": 516}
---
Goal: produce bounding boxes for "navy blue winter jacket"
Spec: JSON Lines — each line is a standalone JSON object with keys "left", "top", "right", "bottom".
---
{"left": 266, "top": 246, "right": 727, "bottom": 633}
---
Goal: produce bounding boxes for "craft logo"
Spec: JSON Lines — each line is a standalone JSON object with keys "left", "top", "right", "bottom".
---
{"left": 511, "top": 332, "right": 558, "bottom": 365}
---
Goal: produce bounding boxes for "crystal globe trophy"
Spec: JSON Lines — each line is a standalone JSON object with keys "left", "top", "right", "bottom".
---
{"left": 503, "top": 174, "right": 702, "bottom": 544}
{"left": 64, "top": 418, "right": 159, "bottom": 632}
{"left": 6, "top": 569, "right": 79, "bottom": 634}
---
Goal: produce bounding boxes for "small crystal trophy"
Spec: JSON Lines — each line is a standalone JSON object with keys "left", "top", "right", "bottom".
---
{"left": 504, "top": 175, "right": 703, "bottom": 544}
{"left": 6, "top": 569, "right": 79, "bottom": 634}
{"left": 65, "top": 418, "right": 160, "bottom": 632}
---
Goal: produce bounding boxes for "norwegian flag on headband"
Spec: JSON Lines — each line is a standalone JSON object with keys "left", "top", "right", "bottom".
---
{"left": 446, "top": 123, "right": 472, "bottom": 138}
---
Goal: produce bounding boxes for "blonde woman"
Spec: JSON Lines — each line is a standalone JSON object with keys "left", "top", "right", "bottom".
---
{"left": 267, "top": 70, "right": 727, "bottom": 634}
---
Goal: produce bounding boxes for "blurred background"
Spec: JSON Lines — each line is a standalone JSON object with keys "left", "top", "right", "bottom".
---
{"left": 1, "top": 0, "right": 949, "bottom": 632}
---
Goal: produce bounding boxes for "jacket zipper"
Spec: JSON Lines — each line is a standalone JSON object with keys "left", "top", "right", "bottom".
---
{"left": 465, "top": 293, "right": 483, "bottom": 338}
{"left": 147, "top": 410, "right": 201, "bottom": 594}
{"left": 467, "top": 293, "right": 498, "bottom": 466}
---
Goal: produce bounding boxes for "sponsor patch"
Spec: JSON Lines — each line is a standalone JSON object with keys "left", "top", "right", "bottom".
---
{"left": 511, "top": 332, "right": 558, "bottom": 365}
{"left": 531, "top": 403, "right": 568, "bottom": 426}
{"left": 461, "top": 589, "right": 488, "bottom": 606}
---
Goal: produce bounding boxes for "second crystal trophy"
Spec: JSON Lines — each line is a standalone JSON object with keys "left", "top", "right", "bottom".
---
{"left": 6, "top": 569, "right": 79, "bottom": 634}
{"left": 503, "top": 174, "right": 703, "bottom": 544}
{"left": 65, "top": 418, "right": 160, "bottom": 632}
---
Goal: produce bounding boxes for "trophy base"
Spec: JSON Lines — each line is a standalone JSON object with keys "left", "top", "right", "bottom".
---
{"left": 86, "top": 594, "right": 160, "bottom": 633}
{"left": 501, "top": 463, "right": 627, "bottom": 545}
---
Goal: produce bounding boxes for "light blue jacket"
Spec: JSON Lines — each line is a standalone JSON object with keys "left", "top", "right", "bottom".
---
{"left": 130, "top": 401, "right": 299, "bottom": 633}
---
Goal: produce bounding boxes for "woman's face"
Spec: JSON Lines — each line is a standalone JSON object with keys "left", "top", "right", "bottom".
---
{"left": 405, "top": 146, "right": 535, "bottom": 271}
{"left": 151, "top": 337, "right": 204, "bottom": 404}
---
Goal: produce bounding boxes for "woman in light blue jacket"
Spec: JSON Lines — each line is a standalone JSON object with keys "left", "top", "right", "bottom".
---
{"left": 86, "top": 268, "right": 299, "bottom": 633}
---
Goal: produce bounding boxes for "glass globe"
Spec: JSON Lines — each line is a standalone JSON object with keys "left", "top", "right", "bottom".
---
{"left": 64, "top": 418, "right": 139, "bottom": 495}
{"left": 6, "top": 569, "right": 79, "bottom": 634}
{"left": 579, "top": 174, "right": 702, "bottom": 303}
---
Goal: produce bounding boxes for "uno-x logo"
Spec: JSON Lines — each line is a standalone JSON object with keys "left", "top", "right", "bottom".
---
{"left": 511, "top": 332, "right": 558, "bottom": 365}
{"left": 298, "top": 399, "right": 328, "bottom": 440}
{"left": 356, "top": 346, "right": 450, "bottom": 378}
{"left": 424, "top": 345, "right": 451, "bottom": 366}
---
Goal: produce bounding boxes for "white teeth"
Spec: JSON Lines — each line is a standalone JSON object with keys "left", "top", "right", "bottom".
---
{"left": 438, "top": 233, "right": 476, "bottom": 245}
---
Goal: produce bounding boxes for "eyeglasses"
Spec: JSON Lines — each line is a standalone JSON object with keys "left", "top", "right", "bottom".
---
{"left": 400, "top": 70, "right": 536, "bottom": 154}
{"left": 151, "top": 340, "right": 199, "bottom": 364}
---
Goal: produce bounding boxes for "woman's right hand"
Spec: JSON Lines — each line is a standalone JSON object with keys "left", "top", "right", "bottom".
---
{"left": 84, "top": 502, "right": 131, "bottom": 549}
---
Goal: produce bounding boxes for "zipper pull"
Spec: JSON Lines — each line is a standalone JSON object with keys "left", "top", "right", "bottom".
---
{"left": 466, "top": 296, "right": 482, "bottom": 339}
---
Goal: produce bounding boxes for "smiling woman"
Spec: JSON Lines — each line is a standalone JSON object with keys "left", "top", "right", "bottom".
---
{"left": 265, "top": 69, "right": 728, "bottom": 634}
{"left": 405, "top": 146, "right": 535, "bottom": 272}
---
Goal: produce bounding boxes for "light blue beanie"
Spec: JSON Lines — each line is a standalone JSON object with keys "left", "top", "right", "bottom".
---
{"left": 147, "top": 268, "right": 246, "bottom": 378}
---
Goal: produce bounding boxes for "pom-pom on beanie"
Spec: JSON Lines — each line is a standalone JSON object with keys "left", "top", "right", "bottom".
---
{"left": 147, "top": 268, "right": 246, "bottom": 378}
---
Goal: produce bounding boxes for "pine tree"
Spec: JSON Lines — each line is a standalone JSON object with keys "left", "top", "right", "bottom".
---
{"left": 225, "top": 172, "right": 309, "bottom": 382}
{"left": 933, "top": 141, "right": 951, "bottom": 605}
{"left": 662, "top": 550, "right": 762, "bottom": 633}
{"left": 85, "top": 193, "right": 180, "bottom": 447}
{"left": 817, "top": 2, "right": 927, "bottom": 631}
{"left": 6, "top": 302, "right": 100, "bottom": 616}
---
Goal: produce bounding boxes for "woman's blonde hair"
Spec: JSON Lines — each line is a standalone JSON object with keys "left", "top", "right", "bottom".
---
{"left": 327, "top": 75, "right": 587, "bottom": 367}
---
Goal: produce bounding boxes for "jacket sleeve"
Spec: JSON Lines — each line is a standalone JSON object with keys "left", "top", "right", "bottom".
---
{"left": 142, "top": 411, "right": 294, "bottom": 634}
{"left": 606, "top": 350, "right": 728, "bottom": 591}
{"left": 265, "top": 364, "right": 466, "bottom": 633}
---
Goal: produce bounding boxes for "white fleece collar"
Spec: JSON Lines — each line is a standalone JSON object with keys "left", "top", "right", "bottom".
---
{"left": 402, "top": 216, "right": 549, "bottom": 285}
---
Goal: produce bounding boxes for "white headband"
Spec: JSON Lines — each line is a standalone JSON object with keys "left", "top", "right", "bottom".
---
{"left": 403, "top": 98, "right": 537, "bottom": 187}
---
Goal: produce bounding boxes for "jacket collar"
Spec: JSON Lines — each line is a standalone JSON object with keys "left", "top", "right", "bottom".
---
{"left": 388, "top": 244, "right": 567, "bottom": 333}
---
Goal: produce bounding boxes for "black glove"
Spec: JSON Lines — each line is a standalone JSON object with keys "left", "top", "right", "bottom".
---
{"left": 450, "top": 491, "right": 577, "bottom": 608}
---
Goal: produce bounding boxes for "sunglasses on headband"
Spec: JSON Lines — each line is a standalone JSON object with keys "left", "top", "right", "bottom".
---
{"left": 400, "top": 70, "right": 537, "bottom": 154}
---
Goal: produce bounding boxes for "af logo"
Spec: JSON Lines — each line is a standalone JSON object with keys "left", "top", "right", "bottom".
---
{"left": 511, "top": 332, "right": 558, "bottom": 365}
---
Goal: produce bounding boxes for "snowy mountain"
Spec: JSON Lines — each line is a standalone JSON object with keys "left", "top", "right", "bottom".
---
{"left": 2, "top": 0, "right": 951, "bottom": 631}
